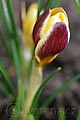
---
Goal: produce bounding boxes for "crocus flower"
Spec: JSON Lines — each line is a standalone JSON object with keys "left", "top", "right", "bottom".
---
{"left": 21, "top": 2, "right": 37, "bottom": 45}
{"left": 33, "top": 8, "right": 70, "bottom": 66}
{"left": 20, "top": 2, "right": 37, "bottom": 63}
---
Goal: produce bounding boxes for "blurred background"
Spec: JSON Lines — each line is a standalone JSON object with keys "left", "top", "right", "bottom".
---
{"left": 0, "top": 0, "right": 80, "bottom": 120}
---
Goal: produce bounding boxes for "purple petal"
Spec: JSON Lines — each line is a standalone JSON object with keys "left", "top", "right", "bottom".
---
{"left": 33, "top": 10, "right": 50, "bottom": 45}
{"left": 38, "top": 22, "right": 68, "bottom": 59}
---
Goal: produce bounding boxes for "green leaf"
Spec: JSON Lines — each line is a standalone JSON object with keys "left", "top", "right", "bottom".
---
{"left": 0, "top": 81, "right": 10, "bottom": 97}
{"left": 35, "top": 74, "right": 80, "bottom": 119}
{"left": 0, "top": 60, "right": 15, "bottom": 95}
{"left": 74, "top": 0, "right": 80, "bottom": 16}
{"left": 45, "top": 0, "right": 53, "bottom": 10}
{"left": 0, "top": 0, "right": 13, "bottom": 59}
{"left": 77, "top": 110, "right": 80, "bottom": 120}
{"left": 3, "top": 0, "right": 23, "bottom": 80}
{"left": 0, "top": 31, "right": 8, "bottom": 51}
{"left": 0, "top": 31, "right": 11, "bottom": 57}
{"left": 11, "top": 40, "right": 22, "bottom": 80}
{"left": 0, "top": 0, "right": 22, "bottom": 64}
{"left": 6, "top": 0, "right": 23, "bottom": 65}
{"left": 37, "top": 0, "right": 42, "bottom": 18}
{"left": 30, "top": 67, "right": 61, "bottom": 113}
{"left": 0, "top": 0, "right": 11, "bottom": 37}
{"left": 10, "top": 81, "right": 25, "bottom": 120}
{"left": 58, "top": 107, "right": 66, "bottom": 120}
{"left": 6, "top": 0, "right": 19, "bottom": 46}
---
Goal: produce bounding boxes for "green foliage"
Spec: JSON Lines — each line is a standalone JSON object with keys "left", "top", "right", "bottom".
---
{"left": 44, "top": 0, "right": 53, "bottom": 10}
{"left": 45, "top": 0, "right": 63, "bottom": 10}
{"left": 0, "top": 60, "right": 15, "bottom": 95}
{"left": 0, "top": 31, "right": 9, "bottom": 54}
{"left": 58, "top": 108, "right": 66, "bottom": 120}
{"left": 35, "top": 74, "right": 80, "bottom": 119}
{"left": 0, "top": 0, "right": 11, "bottom": 36}
{"left": 37, "top": 0, "right": 63, "bottom": 17}
{"left": 77, "top": 110, "right": 80, "bottom": 120}
{"left": 37, "top": 0, "right": 42, "bottom": 18}
{"left": 74, "top": 0, "right": 80, "bottom": 16}
{"left": 30, "top": 67, "right": 61, "bottom": 113}
{"left": 0, "top": 81, "right": 10, "bottom": 97}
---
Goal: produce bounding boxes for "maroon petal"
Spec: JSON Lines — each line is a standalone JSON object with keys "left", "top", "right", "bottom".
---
{"left": 38, "top": 22, "right": 68, "bottom": 59}
{"left": 33, "top": 10, "right": 50, "bottom": 45}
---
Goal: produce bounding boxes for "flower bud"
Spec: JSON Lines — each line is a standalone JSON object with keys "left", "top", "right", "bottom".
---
{"left": 33, "top": 8, "right": 70, "bottom": 66}
{"left": 21, "top": 2, "right": 37, "bottom": 45}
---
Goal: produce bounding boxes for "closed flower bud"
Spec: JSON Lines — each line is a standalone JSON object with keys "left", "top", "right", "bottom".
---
{"left": 33, "top": 7, "right": 70, "bottom": 66}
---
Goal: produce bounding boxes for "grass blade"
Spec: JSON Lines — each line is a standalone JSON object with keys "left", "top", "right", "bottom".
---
{"left": 6, "top": 0, "right": 23, "bottom": 65}
{"left": 10, "top": 81, "right": 25, "bottom": 120}
{"left": 11, "top": 40, "right": 22, "bottom": 80}
{"left": 30, "top": 67, "right": 61, "bottom": 113}
{"left": 77, "top": 110, "right": 80, "bottom": 120}
{"left": 6, "top": 0, "right": 23, "bottom": 78}
{"left": 74, "top": 0, "right": 80, "bottom": 16}
{"left": 44, "top": 0, "right": 53, "bottom": 10}
{"left": 35, "top": 74, "right": 80, "bottom": 119}
{"left": 0, "top": 60, "right": 15, "bottom": 95}
{"left": 58, "top": 107, "right": 66, "bottom": 120}
{"left": 6, "top": 0, "right": 19, "bottom": 46}
{"left": 0, "top": 31, "right": 11, "bottom": 56}
{"left": 37, "top": 0, "right": 42, "bottom": 18}
{"left": 45, "top": 0, "right": 63, "bottom": 10}
{"left": 0, "top": 81, "right": 10, "bottom": 97}
{"left": 0, "top": 0, "right": 11, "bottom": 37}
{"left": 0, "top": 31, "right": 8, "bottom": 51}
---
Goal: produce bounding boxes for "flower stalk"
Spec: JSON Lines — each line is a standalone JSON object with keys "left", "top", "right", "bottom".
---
{"left": 19, "top": 2, "right": 42, "bottom": 120}
{"left": 19, "top": 1, "right": 70, "bottom": 120}
{"left": 21, "top": 60, "right": 42, "bottom": 120}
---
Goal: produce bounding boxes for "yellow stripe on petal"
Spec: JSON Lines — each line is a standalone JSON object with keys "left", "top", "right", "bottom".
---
{"left": 40, "top": 7, "right": 69, "bottom": 41}
{"left": 51, "top": 7, "right": 69, "bottom": 25}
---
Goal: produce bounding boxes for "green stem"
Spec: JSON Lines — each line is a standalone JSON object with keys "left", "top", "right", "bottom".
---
{"left": 77, "top": 110, "right": 80, "bottom": 120}
{"left": 27, "top": 47, "right": 35, "bottom": 77}
{"left": 30, "top": 67, "right": 61, "bottom": 113}
{"left": 10, "top": 79, "right": 25, "bottom": 120}
{"left": 10, "top": 40, "right": 23, "bottom": 120}
{"left": 20, "top": 60, "right": 42, "bottom": 120}
{"left": 58, "top": 107, "right": 66, "bottom": 120}
{"left": 0, "top": 0, "right": 11, "bottom": 37}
